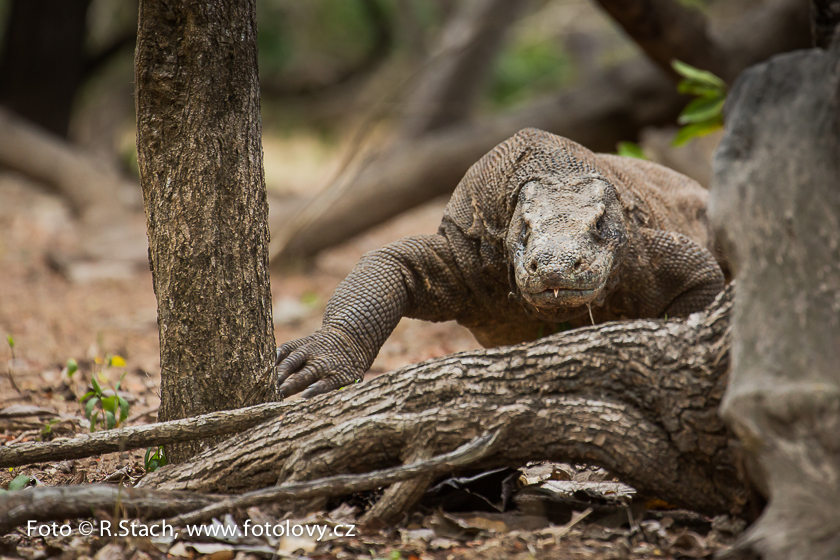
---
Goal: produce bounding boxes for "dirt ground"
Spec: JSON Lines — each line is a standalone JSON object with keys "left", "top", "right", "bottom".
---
{"left": 0, "top": 171, "right": 741, "bottom": 559}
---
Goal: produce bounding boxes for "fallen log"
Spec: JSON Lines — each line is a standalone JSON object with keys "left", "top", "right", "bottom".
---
{"left": 142, "top": 285, "right": 750, "bottom": 520}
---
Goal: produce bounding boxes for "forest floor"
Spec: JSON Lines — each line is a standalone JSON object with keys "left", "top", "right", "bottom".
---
{"left": 0, "top": 170, "right": 741, "bottom": 559}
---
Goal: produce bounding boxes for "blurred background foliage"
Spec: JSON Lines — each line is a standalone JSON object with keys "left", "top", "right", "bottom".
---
{"left": 0, "top": 0, "right": 749, "bottom": 198}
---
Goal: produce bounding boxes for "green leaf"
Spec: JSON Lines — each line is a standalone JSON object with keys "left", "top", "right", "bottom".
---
{"left": 6, "top": 335, "right": 14, "bottom": 349}
{"left": 144, "top": 447, "right": 167, "bottom": 472}
{"left": 114, "top": 371, "right": 128, "bottom": 392}
{"left": 65, "top": 358, "right": 78, "bottom": 378}
{"left": 8, "top": 474, "right": 31, "bottom": 491}
{"left": 91, "top": 374, "right": 102, "bottom": 396}
{"left": 105, "top": 410, "right": 116, "bottom": 430}
{"left": 101, "top": 396, "right": 117, "bottom": 414}
{"left": 118, "top": 397, "right": 130, "bottom": 423}
{"left": 677, "top": 95, "right": 725, "bottom": 125}
{"left": 616, "top": 141, "right": 648, "bottom": 160}
{"left": 672, "top": 119, "right": 724, "bottom": 146}
{"left": 79, "top": 390, "right": 95, "bottom": 403}
{"left": 671, "top": 60, "right": 725, "bottom": 89}
{"left": 677, "top": 80, "right": 721, "bottom": 98}
{"left": 84, "top": 397, "right": 99, "bottom": 421}
{"left": 90, "top": 414, "right": 98, "bottom": 432}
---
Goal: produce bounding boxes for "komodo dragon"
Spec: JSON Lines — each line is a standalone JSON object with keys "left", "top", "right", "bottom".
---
{"left": 274, "top": 128, "right": 726, "bottom": 398}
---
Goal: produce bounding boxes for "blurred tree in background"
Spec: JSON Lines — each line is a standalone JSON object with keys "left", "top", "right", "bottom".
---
{"left": 0, "top": 0, "right": 813, "bottom": 266}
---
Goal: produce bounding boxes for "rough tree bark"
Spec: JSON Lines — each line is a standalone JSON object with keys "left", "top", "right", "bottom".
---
{"left": 270, "top": 0, "right": 811, "bottom": 263}
{"left": 140, "top": 287, "right": 752, "bottom": 521}
{"left": 135, "top": 0, "right": 275, "bottom": 462}
{"left": 709, "top": 28, "right": 840, "bottom": 560}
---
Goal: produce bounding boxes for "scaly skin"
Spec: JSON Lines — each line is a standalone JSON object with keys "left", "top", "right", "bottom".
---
{"left": 275, "top": 129, "right": 726, "bottom": 398}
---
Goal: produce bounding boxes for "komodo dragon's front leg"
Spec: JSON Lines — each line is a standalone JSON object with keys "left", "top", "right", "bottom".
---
{"left": 629, "top": 228, "right": 725, "bottom": 319}
{"left": 274, "top": 235, "right": 471, "bottom": 398}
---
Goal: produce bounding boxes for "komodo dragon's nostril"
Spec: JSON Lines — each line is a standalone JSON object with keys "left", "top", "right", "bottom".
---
{"left": 527, "top": 258, "right": 539, "bottom": 274}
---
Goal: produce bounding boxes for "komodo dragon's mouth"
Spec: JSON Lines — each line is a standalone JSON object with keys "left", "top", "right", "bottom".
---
{"left": 527, "top": 286, "right": 600, "bottom": 307}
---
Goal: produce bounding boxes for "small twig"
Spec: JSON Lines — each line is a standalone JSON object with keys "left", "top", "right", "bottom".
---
{"left": 167, "top": 430, "right": 502, "bottom": 526}
{"left": 0, "top": 402, "right": 287, "bottom": 468}
{"left": 549, "top": 508, "right": 592, "bottom": 545}
{"left": 6, "top": 430, "right": 39, "bottom": 446}
{"left": 5, "top": 343, "right": 21, "bottom": 394}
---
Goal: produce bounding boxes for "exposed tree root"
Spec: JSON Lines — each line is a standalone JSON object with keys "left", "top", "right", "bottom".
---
{"left": 0, "top": 432, "right": 498, "bottom": 534}
{"left": 142, "top": 286, "right": 749, "bottom": 519}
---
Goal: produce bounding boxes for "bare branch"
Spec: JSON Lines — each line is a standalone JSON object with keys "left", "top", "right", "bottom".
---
{"left": 0, "top": 485, "right": 221, "bottom": 535}
{"left": 269, "top": 0, "right": 811, "bottom": 263}
{"left": 593, "top": 0, "right": 734, "bottom": 82}
{"left": 271, "top": 57, "right": 681, "bottom": 261}
{"left": 167, "top": 431, "right": 500, "bottom": 526}
{"left": 0, "top": 403, "right": 286, "bottom": 468}
{"left": 399, "top": 0, "right": 529, "bottom": 139}
{"left": 0, "top": 432, "right": 499, "bottom": 534}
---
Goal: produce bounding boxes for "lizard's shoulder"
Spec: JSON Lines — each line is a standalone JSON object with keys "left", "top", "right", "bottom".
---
{"left": 593, "top": 153, "right": 712, "bottom": 247}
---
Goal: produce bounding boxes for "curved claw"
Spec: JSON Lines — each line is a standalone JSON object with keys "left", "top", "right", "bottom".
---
{"left": 275, "top": 350, "right": 307, "bottom": 385}
{"left": 278, "top": 364, "right": 324, "bottom": 397}
{"left": 299, "top": 369, "right": 363, "bottom": 399}
{"left": 273, "top": 329, "right": 367, "bottom": 398}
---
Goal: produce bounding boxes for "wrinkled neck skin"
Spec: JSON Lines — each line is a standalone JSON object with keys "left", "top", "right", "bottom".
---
{"left": 504, "top": 173, "right": 628, "bottom": 323}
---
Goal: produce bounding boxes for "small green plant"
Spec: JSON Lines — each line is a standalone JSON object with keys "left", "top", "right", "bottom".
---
{"left": 80, "top": 356, "right": 130, "bottom": 432}
{"left": 144, "top": 447, "right": 167, "bottom": 472}
{"left": 671, "top": 60, "right": 727, "bottom": 146}
{"left": 63, "top": 358, "right": 78, "bottom": 380}
{"left": 0, "top": 474, "right": 32, "bottom": 494}
{"left": 40, "top": 418, "right": 60, "bottom": 441}
{"left": 5, "top": 335, "right": 20, "bottom": 393}
{"left": 616, "top": 141, "right": 648, "bottom": 160}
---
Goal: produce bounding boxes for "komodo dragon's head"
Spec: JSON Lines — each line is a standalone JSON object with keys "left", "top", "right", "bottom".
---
{"left": 505, "top": 171, "right": 627, "bottom": 317}
{"left": 444, "top": 128, "right": 630, "bottom": 320}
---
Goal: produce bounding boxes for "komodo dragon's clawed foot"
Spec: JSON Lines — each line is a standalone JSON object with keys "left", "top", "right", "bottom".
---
{"left": 274, "top": 329, "right": 365, "bottom": 398}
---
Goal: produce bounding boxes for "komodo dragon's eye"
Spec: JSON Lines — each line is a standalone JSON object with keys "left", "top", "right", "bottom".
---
{"left": 594, "top": 213, "right": 606, "bottom": 235}
{"left": 520, "top": 224, "right": 530, "bottom": 244}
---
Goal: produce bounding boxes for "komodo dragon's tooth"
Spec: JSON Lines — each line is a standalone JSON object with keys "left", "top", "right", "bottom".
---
{"left": 554, "top": 289, "right": 559, "bottom": 297}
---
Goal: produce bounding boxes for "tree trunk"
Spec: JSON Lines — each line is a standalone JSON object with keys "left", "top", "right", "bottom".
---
{"left": 0, "top": 0, "right": 90, "bottom": 138}
{"left": 135, "top": 0, "right": 275, "bottom": 463}
{"left": 141, "top": 286, "right": 754, "bottom": 519}
{"left": 710, "top": 33, "right": 840, "bottom": 560}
